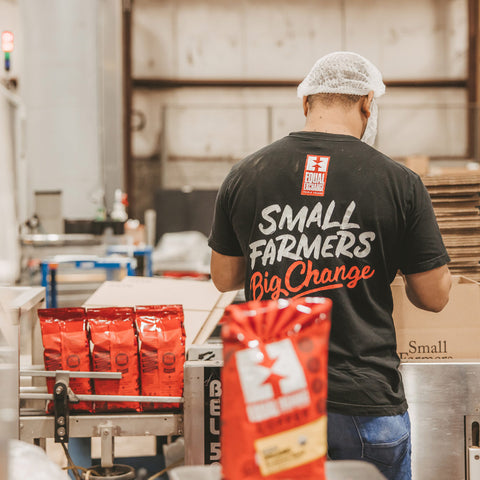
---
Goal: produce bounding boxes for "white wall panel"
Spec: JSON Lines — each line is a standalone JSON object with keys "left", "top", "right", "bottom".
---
{"left": 133, "top": 0, "right": 343, "bottom": 79}
{"left": 345, "top": 0, "right": 467, "bottom": 80}
{"left": 244, "top": 106, "right": 275, "bottom": 153}
{"left": 132, "top": 91, "right": 166, "bottom": 157}
{"left": 447, "top": 0, "right": 469, "bottom": 78}
{"left": 134, "top": 87, "right": 304, "bottom": 189}
{"left": 271, "top": 105, "right": 305, "bottom": 142}
{"left": 243, "top": 0, "right": 342, "bottom": 79}
{"left": 176, "top": 0, "right": 243, "bottom": 78}
{"left": 133, "top": 0, "right": 177, "bottom": 78}
{"left": 162, "top": 158, "right": 238, "bottom": 190}
{"left": 133, "top": 0, "right": 467, "bottom": 80}
{"left": 168, "top": 106, "right": 244, "bottom": 157}
{"left": 377, "top": 88, "right": 468, "bottom": 157}
{"left": 133, "top": 87, "right": 302, "bottom": 159}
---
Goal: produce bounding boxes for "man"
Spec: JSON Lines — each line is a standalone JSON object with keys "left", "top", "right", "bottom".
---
{"left": 208, "top": 51, "right": 451, "bottom": 480}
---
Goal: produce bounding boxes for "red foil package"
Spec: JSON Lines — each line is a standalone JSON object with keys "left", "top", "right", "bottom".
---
{"left": 135, "top": 305, "right": 186, "bottom": 410}
{"left": 38, "top": 307, "right": 93, "bottom": 413}
{"left": 221, "top": 297, "right": 332, "bottom": 480}
{"left": 87, "top": 307, "right": 140, "bottom": 412}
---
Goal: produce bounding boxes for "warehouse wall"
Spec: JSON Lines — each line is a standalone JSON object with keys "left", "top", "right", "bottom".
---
{"left": 0, "top": 0, "right": 21, "bottom": 283}
{"left": 132, "top": 0, "right": 469, "bottom": 207}
{"left": 0, "top": 0, "right": 471, "bottom": 226}
{"left": 133, "top": 0, "right": 466, "bottom": 80}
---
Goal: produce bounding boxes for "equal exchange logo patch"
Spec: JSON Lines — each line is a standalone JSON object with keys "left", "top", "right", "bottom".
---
{"left": 235, "top": 338, "right": 310, "bottom": 423}
{"left": 301, "top": 154, "right": 330, "bottom": 197}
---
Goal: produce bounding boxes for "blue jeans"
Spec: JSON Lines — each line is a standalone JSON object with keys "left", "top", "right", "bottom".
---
{"left": 327, "top": 411, "right": 411, "bottom": 480}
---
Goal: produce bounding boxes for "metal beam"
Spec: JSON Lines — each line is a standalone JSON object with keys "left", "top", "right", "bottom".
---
{"left": 20, "top": 413, "right": 183, "bottom": 444}
{"left": 123, "top": 0, "right": 134, "bottom": 215}
{"left": 132, "top": 77, "right": 468, "bottom": 90}
{"left": 468, "top": 0, "right": 479, "bottom": 160}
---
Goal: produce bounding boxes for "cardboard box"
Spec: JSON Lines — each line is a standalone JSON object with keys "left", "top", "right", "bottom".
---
{"left": 404, "top": 155, "right": 430, "bottom": 177}
{"left": 392, "top": 275, "right": 480, "bottom": 361}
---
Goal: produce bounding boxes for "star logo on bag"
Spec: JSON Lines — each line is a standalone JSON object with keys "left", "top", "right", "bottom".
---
{"left": 235, "top": 338, "right": 311, "bottom": 422}
{"left": 259, "top": 348, "right": 285, "bottom": 399}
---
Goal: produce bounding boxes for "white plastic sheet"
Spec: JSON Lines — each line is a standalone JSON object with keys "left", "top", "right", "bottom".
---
{"left": 8, "top": 440, "right": 69, "bottom": 480}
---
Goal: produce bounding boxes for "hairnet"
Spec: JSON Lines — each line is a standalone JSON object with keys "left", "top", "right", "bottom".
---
{"left": 297, "top": 51, "right": 385, "bottom": 99}
{"left": 297, "top": 52, "right": 385, "bottom": 146}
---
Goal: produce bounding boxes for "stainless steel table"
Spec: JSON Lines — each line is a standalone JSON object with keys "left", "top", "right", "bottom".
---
{"left": 400, "top": 361, "right": 480, "bottom": 480}
{"left": 168, "top": 461, "right": 386, "bottom": 479}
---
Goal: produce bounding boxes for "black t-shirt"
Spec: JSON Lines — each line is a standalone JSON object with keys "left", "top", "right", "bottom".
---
{"left": 209, "top": 131, "right": 450, "bottom": 416}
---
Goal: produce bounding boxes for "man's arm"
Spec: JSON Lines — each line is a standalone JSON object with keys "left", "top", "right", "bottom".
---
{"left": 210, "top": 250, "right": 246, "bottom": 292}
{"left": 403, "top": 264, "right": 452, "bottom": 312}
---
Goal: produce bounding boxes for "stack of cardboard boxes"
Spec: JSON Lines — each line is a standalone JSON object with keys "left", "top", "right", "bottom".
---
{"left": 423, "top": 171, "right": 480, "bottom": 281}
{"left": 394, "top": 160, "right": 480, "bottom": 361}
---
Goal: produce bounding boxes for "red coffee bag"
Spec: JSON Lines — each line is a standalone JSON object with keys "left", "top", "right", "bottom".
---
{"left": 87, "top": 307, "right": 140, "bottom": 412}
{"left": 135, "top": 305, "right": 185, "bottom": 410}
{"left": 38, "top": 307, "right": 93, "bottom": 413}
{"left": 221, "top": 297, "right": 331, "bottom": 480}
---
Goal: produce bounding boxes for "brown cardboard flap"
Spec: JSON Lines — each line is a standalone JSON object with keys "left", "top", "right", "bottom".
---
{"left": 392, "top": 275, "right": 479, "bottom": 328}
{"left": 392, "top": 275, "right": 480, "bottom": 360}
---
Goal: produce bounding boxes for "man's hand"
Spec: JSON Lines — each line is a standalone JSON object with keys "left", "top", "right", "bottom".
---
{"left": 210, "top": 250, "right": 246, "bottom": 292}
{"left": 404, "top": 264, "right": 452, "bottom": 312}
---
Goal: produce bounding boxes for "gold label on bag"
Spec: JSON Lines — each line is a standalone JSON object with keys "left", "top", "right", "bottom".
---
{"left": 254, "top": 416, "right": 327, "bottom": 475}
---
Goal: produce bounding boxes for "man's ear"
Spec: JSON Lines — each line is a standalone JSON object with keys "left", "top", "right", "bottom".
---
{"left": 303, "top": 96, "right": 309, "bottom": 117}
{"left": 361, "top": 91, "right": 374, "bottom": 118}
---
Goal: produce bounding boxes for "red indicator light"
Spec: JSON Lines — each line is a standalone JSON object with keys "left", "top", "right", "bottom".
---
{"left": 2, "top": 31, "right": 14, "bottom": 53}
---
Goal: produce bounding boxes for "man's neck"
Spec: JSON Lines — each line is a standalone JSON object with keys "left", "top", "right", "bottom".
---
{"left": 302, "top": 108, "right": 363, "bottom": 139}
